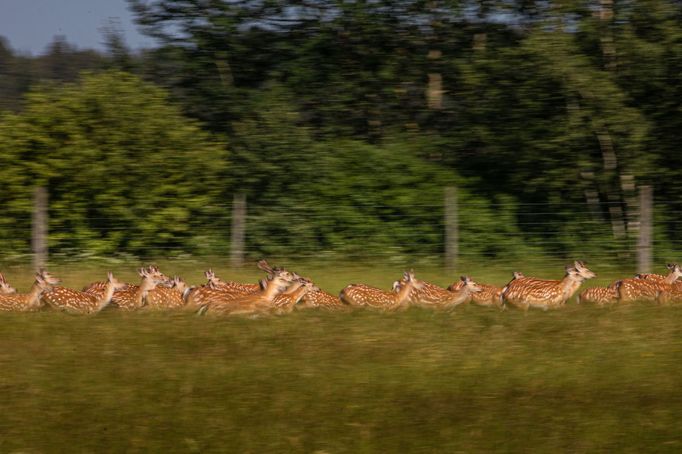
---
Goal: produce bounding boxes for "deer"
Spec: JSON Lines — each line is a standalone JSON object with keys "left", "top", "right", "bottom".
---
{"left": 0, "top": 272, "right": 17, "bottom": 295}
{"left": 268, "top": 280, "right": 317, "bottom": 315}
{"left": 143, "top": 276, "right": 190, "bottom": 310}
{"left": 339, "top": 270, "right": 423, "bottom": 311}
{"left": 198, "top": 272, "right": 294, "bottom": 316}
{"left": 110, "top": 267, "right": 171, "bottom": 310}
{"left": 448, "top": 277, "right": 501, "bottom": 308}
{"left": 634, "top": 263, "right": 679, "bottom": 283}
{"left": 81, "top": 265, "right": 168, "bottom": 295}
{"left": 617, "top": 263, "right": 682, "bottom": 303}
{"left": 299, "top": 286, "right": 349, "bottom": 311}
{"left": 501, "top": 261, "right": 596, "bottom": 311}
{"left": 403, "top": 275, "right": 482, "bottom": 309}
{"left": 577, "top": 282, "right": 620, "bottom": 305}
{"left": 204, "top": 269, "right": 262, "bottom": 294}
{"left": 41, "top": 272, "right": 127, "bottom": 314}
{"left": 184, "top": 270, "right": 263, "bottom": 311}
{"left": 0, "top": 270, "right": 60, "bottom": 312}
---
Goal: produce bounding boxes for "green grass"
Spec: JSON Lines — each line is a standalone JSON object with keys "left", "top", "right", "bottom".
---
{"left": 1, "top": 262, "right": 681, "bottom": 452}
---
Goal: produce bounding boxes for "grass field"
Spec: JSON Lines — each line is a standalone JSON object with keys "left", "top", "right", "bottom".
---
{"left": 1, "top": 262, "right": 681, "bottom": 452}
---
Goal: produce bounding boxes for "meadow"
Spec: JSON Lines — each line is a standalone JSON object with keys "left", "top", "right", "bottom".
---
{"left": 1, "top": 261, "right": 681, "bottom": 452}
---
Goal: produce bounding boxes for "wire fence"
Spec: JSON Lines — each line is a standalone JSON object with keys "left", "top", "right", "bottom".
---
{"left": 0, "top": 185, "right": 675, "bottom": 275}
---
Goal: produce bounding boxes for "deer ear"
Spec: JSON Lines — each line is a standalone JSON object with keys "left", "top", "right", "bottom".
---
{"left": 107, "top": 272, "right": 114, "bottom": 281}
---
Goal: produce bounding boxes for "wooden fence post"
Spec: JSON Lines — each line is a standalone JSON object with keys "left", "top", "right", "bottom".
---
{"left": 230, "top": 193, "right": 246, "bottom": 268}
{"left": 637, "top": 185, "right": 653, "bottom": 274}
{"left": 32, "top": 186, "right": 48, "bottom": 271}
{"left": 444, "top": 186, "right": 458, "bottom": 271}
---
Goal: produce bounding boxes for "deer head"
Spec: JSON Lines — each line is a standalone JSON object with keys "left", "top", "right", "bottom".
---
{"left": 0, "top": 273, "right": 17, "bottom": 294}
{"left": 39, "top": 269, "right": 61, "bottom": 287}
{"left": 171, "top": 276, "right": 188, "bottom": 293}
{"left": 573, "top": 261, "right": 596, "bottom": 280}
{"left": 460, "top": 275, "right": 482, "bottom": 293}
{"left": 667, "top": 263, "right": 682, "bottom": 279}
{"left": 512, "top": 271, "right": 525, "bottom": 279}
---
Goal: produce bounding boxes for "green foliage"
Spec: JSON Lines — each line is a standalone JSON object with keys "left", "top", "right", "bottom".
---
{"left": 1, "top": 1, "right": 682, "bottom": 262}
{"left": 0, "top": 71, "right": 228, "bottom": 257}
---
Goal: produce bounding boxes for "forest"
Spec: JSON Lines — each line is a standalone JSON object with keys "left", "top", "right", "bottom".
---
{"left": 0, "top": 0, "right": 680, "bottom": 266}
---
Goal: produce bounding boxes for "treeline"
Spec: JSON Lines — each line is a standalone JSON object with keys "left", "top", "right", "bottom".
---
{"left": 0, "top": 1, "right": 681, "bottom": 262}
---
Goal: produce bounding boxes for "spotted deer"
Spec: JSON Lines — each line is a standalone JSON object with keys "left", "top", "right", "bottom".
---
{"left": 143, "top": 276, "right": 189, "bottom": 310}
{"left": 634, "top": 263, "right": 679, "bottom": 283}
{"left": 577, "top": 281, "right": 620, "bottom": 305}
{"left": 108, "top": 268, "right": 167, "bottom": 310}
{"left": 656, "top": 281, "right": 682, "bottom": 304}
{"left": 618, "top": 263, "right": 682, "bottom": 303}
{"left": 405, "top": 275, "right": 482, "bottom": 309}
{"left": 268, "top": 280, "right": 316, "bottom": 315}
{"left": 0, "top": 272, "right": 17, "bottom": 295}
{"left": 198, "top": 272, "right": 293, "bottom": 316}
{"left": 42, "top": 272, "right": 126, "bottom": 314}
{"left": 83, "top": 265, "right": 171, "bottom": 304}
{"left": 300, "top": 286, "right": 348, "bottom": 311}
{"left": 448, "top": 278, "right": 501, "bottom": 308}
{"left": 339, "top": 271, "right": 422, "bottom": 311}
{"left": 501, "top": 261, "right": 596, "bottom": 311}
{"left": 204, "top": 269, "right": 262, "bottom": 294}
{"left": 0, "top": 270, "right": 60, "bottom": 312}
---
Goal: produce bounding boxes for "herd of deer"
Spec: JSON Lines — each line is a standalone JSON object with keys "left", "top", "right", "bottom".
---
{"left": 0, "top": 260, "right": 681, "bottom": 315}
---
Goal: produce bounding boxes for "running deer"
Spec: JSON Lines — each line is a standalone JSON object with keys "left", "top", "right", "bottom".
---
{"left": 143, "top": 276, "right": 189, "bottom": 310}
{"left": 634, "top": 263, "right": 679, "bottom": 283}
{"left": 339, "top": 270, "right": 423, "bottom": 311}
{"left": 448, "top": 278, "right": 501, "bottom": 308}
{"left": 405, "top": 275, "right": 482, "bottom": 309}
{"left": 42, "top": 272, "right": 126, "bottom": 314}
{"left": 618, "top": 263, "right": 682, "bottom": 303}
{"left": 204, "top": 269, "right": 262, "bottom": 294}
{"left": 109, "top": 268, "right": 167, "bottom": 310}
{"left": 185, "top": 270, "right": 265, "bottom": 311}
{"left": 0, "top": 270, "right": 60, "bottom": 312}
{"left": 82, "top": 265, "right": 168, "bottom": 296}
{"left": 198, "top": 272, "right": 293, "bottom": 316}
{"left": 577, "top": 282, "right": 620, "bottom": 305}
{"left": 0, "top": 272, "right": 17, "bottom": 295}
{"left": 300, "top": 286, "right": 348, "bottom": 311}
{"left": 268, "top": 280, "right": 316, "bottom": 315}
{"left": 501, "top": 261, "right": 596, "bottom": 311}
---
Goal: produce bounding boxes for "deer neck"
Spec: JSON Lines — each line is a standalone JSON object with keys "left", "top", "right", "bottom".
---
{"left": 97, "top": 281, "right": 119, "bottom": 307}
{"left": 26, "top": 282, "right": 46, "bottom": 309}
{"left": 395, "top": 282, "right": 414, "bottom": 305}
{"left": 289, "top": 286, "right": 309, "bottom": 304}
{"left": 262, "top": 280, "right": 284, "bottom": 301}
{"left": 664, "top": 271, "right": 680, "bottom": 285}
{"left": 135, "top": 279, "right": 157, "bottom": 307}
{"left": 560, "top": 274, "right": 583, "bottom": 299}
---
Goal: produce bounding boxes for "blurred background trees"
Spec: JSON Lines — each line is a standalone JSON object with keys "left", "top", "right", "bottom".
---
{"left": 0, "top": 0, "right": 680, "bottom": 265}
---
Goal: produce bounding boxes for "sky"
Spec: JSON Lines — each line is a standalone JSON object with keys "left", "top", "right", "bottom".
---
{"left": 1, "top": 0, "right": 155, "bottom": 55}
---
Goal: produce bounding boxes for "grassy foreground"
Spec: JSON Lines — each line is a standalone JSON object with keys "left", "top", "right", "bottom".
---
{"left": 1, "top": 303, "right": 682, "bottom": 452}
{"left": 1, "top": 261, "right": 681, "bottom": 452}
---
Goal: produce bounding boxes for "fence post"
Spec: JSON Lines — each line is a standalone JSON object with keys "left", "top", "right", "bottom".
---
{"left": 444, "top": 186, "right": 458, "bottom": 271}
{"left": 32, "top": 186, "right": 48, "bottom": 271}
{"left": 230, "top": 193, "right": 246, "bottom": 268}
{"left": 637, "top": 185, "right": 652, "bottom": 274}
